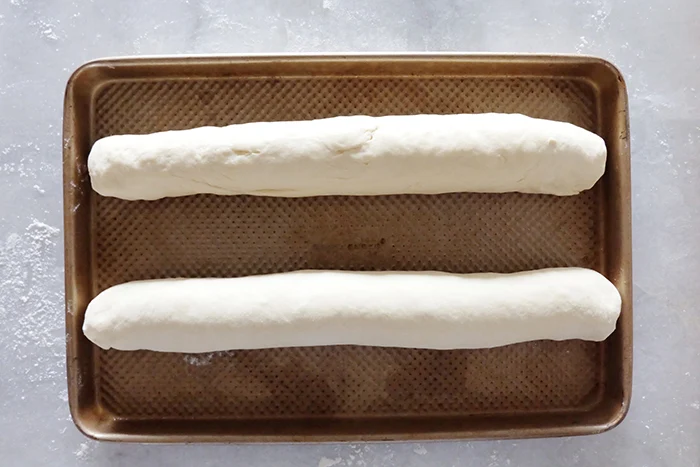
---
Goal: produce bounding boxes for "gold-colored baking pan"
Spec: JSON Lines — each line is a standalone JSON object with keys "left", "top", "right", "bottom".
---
{"left": 63, "top": 54, "right": 632, "bottom": 442}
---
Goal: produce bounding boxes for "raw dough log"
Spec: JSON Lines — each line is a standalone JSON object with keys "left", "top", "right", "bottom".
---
{"left": 88, "top": 113, "right": 607, "bottom": 200}
{"left": 83, "top": 268, "right": 621, "bottom": 353}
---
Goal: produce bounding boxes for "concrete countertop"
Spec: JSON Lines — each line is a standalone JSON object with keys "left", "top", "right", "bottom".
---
{"left": 1, "top": 0, "right": 698, "bottom": 465}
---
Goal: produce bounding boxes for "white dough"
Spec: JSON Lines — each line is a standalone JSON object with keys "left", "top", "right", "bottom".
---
{"left": 88, "top": 113, "right": 607, "bottom": 200}
{"left": 83, "top": 268, "right": 621, "bottom": 353}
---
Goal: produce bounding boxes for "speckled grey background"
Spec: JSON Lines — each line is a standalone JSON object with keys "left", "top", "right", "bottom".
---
{"left": 1, "top": 0, "right": 699, "bottom": 466}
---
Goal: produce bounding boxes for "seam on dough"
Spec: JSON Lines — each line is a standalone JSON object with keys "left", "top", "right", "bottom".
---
{"left": 366, "top": 127, "right": 376, "bottom": 143}
{"left": 216, "top": 171, "right": 241, "bottom": 185}
{"left": 516, "top": 154, "right": 545, "bottom": 187}
{"left": 327, "top": 126, "right": 378, "bottom": 158}
{"left": 230, "top": 149, "right": 261, "bottom": 157}
{"left": 168, "top": 172, "right": 233, "bottom": 193}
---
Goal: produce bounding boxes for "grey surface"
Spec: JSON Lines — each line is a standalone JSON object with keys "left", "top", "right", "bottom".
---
{"left": 0, "top": 0, "right": 698, "bottom": 465}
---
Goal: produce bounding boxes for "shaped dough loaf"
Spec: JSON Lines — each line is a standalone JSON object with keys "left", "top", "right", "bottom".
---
{"left": 88, "top": 113, "right": 607, "bottom": 200}
{"left": 83, "top": 268, "right": 621, "bottom": 353}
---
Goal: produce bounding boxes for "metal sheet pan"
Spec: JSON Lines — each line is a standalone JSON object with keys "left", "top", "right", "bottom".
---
{"left": 63, "top": 54, "right": 632, "bottom": 442}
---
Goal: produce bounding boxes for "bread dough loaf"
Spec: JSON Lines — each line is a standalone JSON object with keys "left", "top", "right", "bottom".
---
{"left": 83, "top": 268, "right": 621, "bottom": 353}
{"left": 88, "top": 113, "right": 607, "bottom": 200}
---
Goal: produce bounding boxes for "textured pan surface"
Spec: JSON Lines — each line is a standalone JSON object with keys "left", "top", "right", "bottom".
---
{"left": 63, "top": 55, "right": 632, "bottom": 441}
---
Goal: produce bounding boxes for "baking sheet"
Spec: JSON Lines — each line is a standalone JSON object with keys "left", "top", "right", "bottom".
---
{"left": 63, "top": 54, "right": 632, "bottom": 442}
